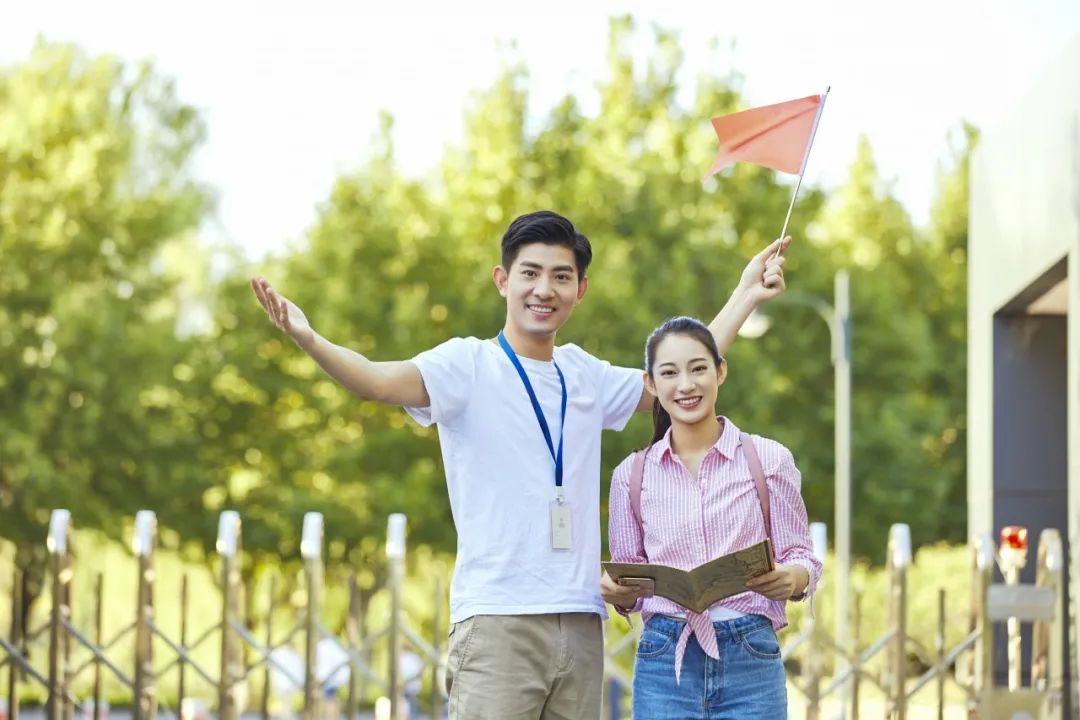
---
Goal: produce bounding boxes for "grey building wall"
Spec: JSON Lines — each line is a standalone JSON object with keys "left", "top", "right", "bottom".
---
{"left": 969, "top": 35, "right": 1079, "bottom": 701}
{"left": 969, "top": 34, "right": 1079, "bottom": 536}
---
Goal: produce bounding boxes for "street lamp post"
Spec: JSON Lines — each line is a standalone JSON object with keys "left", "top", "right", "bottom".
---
{"left": 740, "top": 270, "right": 851, "bottom": 717}
{"left": 832, "top": 271, "right": 852, "bottom": 720}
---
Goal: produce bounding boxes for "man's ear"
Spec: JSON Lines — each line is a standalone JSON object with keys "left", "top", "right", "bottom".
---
{"left": 576, "top": 276, "right": 589, "bottom": 301}
{"left": 493, "top": 265, "right": 509, "bottom": 297}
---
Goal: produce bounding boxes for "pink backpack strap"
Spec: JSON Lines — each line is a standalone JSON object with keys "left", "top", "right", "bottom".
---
{"left": 628, "top": 449, "right": 647, "bottom": 527}
{"left": 740, "top": 431, "right": 773, "bottom": 549}
{"left": 630, "top": 436, "right": 771, "bottom": 551}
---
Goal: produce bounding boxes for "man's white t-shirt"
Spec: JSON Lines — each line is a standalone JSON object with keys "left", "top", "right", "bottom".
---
{"left": 405, "top": 337, "right": 642, "bottom": 624}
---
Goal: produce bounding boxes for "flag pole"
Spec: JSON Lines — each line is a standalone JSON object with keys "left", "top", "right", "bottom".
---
{"left": 774, "top": 86, "right": 830, "bottom": 257}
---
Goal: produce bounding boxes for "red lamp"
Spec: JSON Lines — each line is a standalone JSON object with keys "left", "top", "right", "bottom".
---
{"left": 1000, "top": 526, "right": 1028, "bottom": 551}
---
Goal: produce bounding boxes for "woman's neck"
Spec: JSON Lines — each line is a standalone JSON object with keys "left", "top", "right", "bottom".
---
{"left": 671, "top": 415, "right": 723, "bottom": 456}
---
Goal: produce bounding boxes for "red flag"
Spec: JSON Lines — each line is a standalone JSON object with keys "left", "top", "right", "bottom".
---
{"left": 708, "top": 94, "right": 822, "bottom": 176}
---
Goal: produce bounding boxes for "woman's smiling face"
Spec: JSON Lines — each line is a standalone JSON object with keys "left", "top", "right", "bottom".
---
{"left": 646, "top": 333, "right": 726, "bottom": 427}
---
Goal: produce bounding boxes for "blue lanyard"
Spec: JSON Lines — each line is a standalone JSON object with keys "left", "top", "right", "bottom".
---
{"left": 497, "top": 331, "right": 567, "bottom": 489}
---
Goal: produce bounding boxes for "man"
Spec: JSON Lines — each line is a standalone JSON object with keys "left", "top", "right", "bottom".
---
{"left": 251, "top": 210, "right": 787, "bottom": 719}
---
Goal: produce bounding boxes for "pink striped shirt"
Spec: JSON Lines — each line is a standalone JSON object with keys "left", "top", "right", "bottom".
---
{"left": 608, "top": 417, "right": 821, "bottom": 638}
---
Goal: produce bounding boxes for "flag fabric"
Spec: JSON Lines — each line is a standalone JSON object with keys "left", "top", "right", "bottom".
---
{"left": 708, "top": 94, "right": 823, "bottom": 176}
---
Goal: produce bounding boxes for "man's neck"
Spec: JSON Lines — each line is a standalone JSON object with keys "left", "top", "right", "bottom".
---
{"left": 671, "top": 416, "right": 723, "bottom": 457}
{"left": 500, "top": 325, "right": 556, "bottom": 361}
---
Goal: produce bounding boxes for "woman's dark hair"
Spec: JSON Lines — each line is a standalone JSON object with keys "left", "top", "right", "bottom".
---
{"left": 644, "top": 316, "right": 724, "bottom": 446}
{"left": 500, "top": 210, "right": 592, "bottom": 277}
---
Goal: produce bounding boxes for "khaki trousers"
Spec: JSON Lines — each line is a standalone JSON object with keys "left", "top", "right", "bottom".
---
{"left": 445, "top": 612, "right": 603, "bottom": 720}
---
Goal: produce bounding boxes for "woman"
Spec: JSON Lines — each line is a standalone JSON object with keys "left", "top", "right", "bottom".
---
{"left": 602, "top": 316, "right": 821, "bottom": 718}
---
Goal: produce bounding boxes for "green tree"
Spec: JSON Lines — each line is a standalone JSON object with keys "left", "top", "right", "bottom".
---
{"left": 234, "top": 16, "right": 826, "bottom": 574}
{"left": 2, "top": 17, "right": 978, "bottom": 609}
{"left": 205, "top": 20, "right": 973, "bottom": 582}
{"left": 0, "top": 42, "right": 211, "bottom": 604}
{"left": 920, "top": 123, "right": 977, "bottom": 542}
{"left": 807, "top": 136, "right": 969, "bottom": 556}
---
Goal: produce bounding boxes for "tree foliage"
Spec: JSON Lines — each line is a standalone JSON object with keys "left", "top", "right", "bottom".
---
{"left": 1, "top": 21, "right": 973, "bottom": 586}
{"left": 0, "top": 43, "right": 211, "bottom": 585}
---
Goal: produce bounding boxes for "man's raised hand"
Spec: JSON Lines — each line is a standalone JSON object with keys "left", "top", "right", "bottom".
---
{"left": 251, "top": 277, "right": 314, "bottom": 348}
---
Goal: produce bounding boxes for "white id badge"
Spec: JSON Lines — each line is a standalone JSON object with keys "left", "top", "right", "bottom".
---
{"left": 550, "top": 499, "right": 572, "bottom": 550}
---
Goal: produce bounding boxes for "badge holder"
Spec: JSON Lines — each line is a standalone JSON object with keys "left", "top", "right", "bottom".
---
{"left": 550, "top": 488, "right": 572, "bottom": 550}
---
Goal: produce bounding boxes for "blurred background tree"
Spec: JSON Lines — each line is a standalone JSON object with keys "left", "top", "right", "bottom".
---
{"left": 0, "top": 41, "right": 212, "bottom": 613}
{"left": 1, "top": 18, "right": 971, "bottom": 610}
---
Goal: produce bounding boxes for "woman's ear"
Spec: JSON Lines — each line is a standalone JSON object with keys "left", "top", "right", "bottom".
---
{"left": 643, "top": 371, "right": 656, "bottom": 398}
{"left": 716, "top": 358, "right": 728, "bottom": 386}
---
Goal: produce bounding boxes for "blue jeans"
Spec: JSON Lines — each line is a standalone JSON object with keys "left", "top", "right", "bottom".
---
{"left": 632, "top": 614, "right": 787, "bottom": 719}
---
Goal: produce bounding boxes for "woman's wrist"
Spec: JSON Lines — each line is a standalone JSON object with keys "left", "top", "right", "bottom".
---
{"left": 788, "top": 565, "right": 810, "bottom": 599}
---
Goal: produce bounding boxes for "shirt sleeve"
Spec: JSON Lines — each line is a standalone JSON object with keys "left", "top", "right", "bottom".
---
{"left": 402, "top": 337, "right": 476, "bottom": 428}
{"left": 608, "top": 456, "right": 647, "bottom": 617}
{"left": 768, "top": 445, "right": 823, "bottom": 603}
{"left": 597, "top": 361, "right": 644, "bottom": 431}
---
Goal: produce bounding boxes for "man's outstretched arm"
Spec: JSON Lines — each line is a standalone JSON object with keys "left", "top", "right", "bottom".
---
{"left": 634, "top": 236, "right": 789, "bottom": 413}
{"left": 251, "top": 277, "right": 430, "bottom": 407}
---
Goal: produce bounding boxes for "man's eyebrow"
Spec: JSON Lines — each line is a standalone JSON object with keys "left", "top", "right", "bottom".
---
{"left": 519, "top": 261, "right": 576, "bottom": 273}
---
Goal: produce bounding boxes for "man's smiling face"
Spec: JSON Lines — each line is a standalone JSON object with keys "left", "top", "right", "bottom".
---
{"left": 495, "top": 242, "right": 588, "bottom": 343}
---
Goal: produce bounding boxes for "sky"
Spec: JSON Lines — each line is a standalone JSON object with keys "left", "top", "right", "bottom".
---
{"left": 4, "top": 0, "right": 1079, "bottom": 262}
